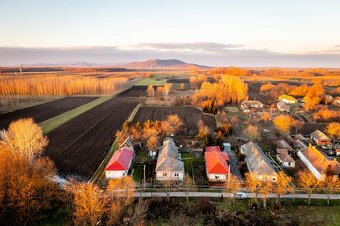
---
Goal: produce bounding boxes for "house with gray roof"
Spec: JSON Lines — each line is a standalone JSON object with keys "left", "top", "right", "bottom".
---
{"left": 155, "top": 138, "right": 184, "bottom": 181}
{"left": 240, "top": 141, "right": 278, "bottom": 182}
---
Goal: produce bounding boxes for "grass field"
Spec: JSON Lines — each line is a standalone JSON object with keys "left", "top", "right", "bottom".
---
{"left": 39, "top": 96, "right": 112, "bottom": 134}
{"left": 135, "top": 77, "right": 167, "bottom": 86}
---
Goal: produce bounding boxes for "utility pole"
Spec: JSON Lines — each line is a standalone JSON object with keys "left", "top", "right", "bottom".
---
{"left": 143, "top": 164, "right": 146, "bottom": 188}
{"left": 227, "top": 163, "right": 231, "bottom": 189}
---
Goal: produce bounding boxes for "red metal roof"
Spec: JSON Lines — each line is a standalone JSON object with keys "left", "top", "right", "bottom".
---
{"left": 205, "top": 151, "right": 229, "bottom": 174}
{"left": 206, "top": 146, "right": 221, "bottom": 152}
{"left": 105, "top": 148, "right": 134, "bottom": 171}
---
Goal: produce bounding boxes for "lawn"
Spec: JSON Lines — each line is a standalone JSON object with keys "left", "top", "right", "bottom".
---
{"left": 135, "top": 78, "right": 167, "bottom": 86}
{"left": 39, "top": 96, "right": 112, "bottom": 134}
{"left": 216, "top": 198, "right": 340, "bottom": 226}
{"left": 132, "top": 164, "right": 143, "bottom": 182}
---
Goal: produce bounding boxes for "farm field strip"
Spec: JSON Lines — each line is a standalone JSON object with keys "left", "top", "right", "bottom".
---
{"left": 135, "top": 77, "right": 167, "bottom": 86}
{"left": 55, "top": 100, "right": 126, "bottom": 157}
{"left": 39, "top": 96, "right": 112, "bottom": 134}
{"left": 0, "top": 96, "right": 98, "bottom": 130}
{"left": 45, "top": 97, "right": 139, "bottom": 181}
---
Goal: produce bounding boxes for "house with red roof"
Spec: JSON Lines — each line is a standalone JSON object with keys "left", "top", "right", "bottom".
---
{"left": 105, "top": 147, "right": 135, "bottom": 179}
{"left": 205, "top": 147, "right": 230, "bottom": 182}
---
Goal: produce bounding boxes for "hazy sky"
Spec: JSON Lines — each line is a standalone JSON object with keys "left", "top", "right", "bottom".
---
{"left": 1, "top": 0, "right": 340, "bottom": 67}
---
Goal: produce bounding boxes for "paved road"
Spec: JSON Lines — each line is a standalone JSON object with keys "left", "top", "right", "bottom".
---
{"left": 136, "top": 192, "right": 340, "bottom": 200}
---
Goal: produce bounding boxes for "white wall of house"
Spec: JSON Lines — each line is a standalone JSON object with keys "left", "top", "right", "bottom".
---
{"left": 276, "top": 156, "right": 295, "bottom": 168}
{"left": 281, "top": 98, "right": 296, "bottom": 104}
{"left": 207, "top": 173, "right": 227, "bottom": 182}
{"left": 156, "top": 171, "right": 184, "bottom": 181}
{"left": 105, "top": 170, "right": 128, "bottom": 179}
{"left": 246, "top": 162, "right": 278, "bottom": 182}
{"left": 283, "top": 161, "right": 295, "bottom": 168}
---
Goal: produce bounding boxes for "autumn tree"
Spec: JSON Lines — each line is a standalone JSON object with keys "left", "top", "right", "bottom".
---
{"left": 1, "top": 118, "right": 48, "bottom": 163}
{"left": 161, "top": 114, "right": 184, "bottom": 135}
{"left": 146, "top": 85, "right": 155, "bottom": 97}
{"left": 326, "top": 122, "right": 340, "bottom": 139}
{"left": 242, "top": 124, "right": 260, "bottom": 140}
{"left": 183, "top": 174, "right": 195, "bottom": 202}
{"left": 273, "top": 115, "right": 295, "bottom": 135}
{"left": 226, "top": 174, "right": 241, "bottom": 204}
{"left": 275, "top": 171, "right": 294, "bottom": 204}
{"left": 260, "top": 112, "right": 271, "bottom": 123}
{"left": 298, "top": 171, "right": 319, "bottom": 205}
{"left": 106, "top": 176, "right": 136, "bottom": 224}
{"left": 320, "top": 172, "right": 340, "bottom": 206}
{"left": 163, "top": 83, "right": 172, "bottom": 100}
{"left": 0, "top": 143, "right": 65, "bottom": 225}
{"left": 258, "top": 180, "right": 273, "bottom": 209}
{"left": 245, "top": 173, "right": 261, "bottom": 202}
{"left": 72, "top": 182, "right": 107, "bottom": 226}
{"left": 303, "top": 81, "right": 325, "bottom": 110}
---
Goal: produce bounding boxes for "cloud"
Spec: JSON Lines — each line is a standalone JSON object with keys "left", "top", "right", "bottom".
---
{"left": 135, "top": 42, "right": 243, "bottom": 53}
{"left": 0, "top": 43, "right": 340, "bottom": 67}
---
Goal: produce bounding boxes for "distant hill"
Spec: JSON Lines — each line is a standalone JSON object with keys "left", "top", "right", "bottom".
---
{"left": 120, "top": 58, "right": 209, "bottom": 69}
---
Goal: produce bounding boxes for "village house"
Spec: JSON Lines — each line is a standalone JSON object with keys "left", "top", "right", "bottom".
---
{"left": 277, "top": 101, "right": 290, "bottom": 112}
{"left": 278, "top": 94, "right": 297, "bottom": 104}
{"left": 155, "top": 138, "right": 184, "bottom": 181}
{"left": 276, "top": 150, "right": 295, "bottom": 168}
{"left": 205, "top": 146, "right": 230, "bottom": 182}
{"left": 298, "top": 144, "right": 340, "bottom": 181}
{"left": 240, "top": 100, "right": 264, "bottom": 113}
{"left": 275, "top": 139, "right": 294, "bottom": 154}
{"left": 292, "top": 139, "right": 308, "bottom": 150}
{"left": 240, "top": 141, "right": 278, "bottom": 182}
{"left": 105, "top": 147, "right": 135, "bottom": 179}
{"left": 310, "top": 130, "right": 331, "bottom": 146}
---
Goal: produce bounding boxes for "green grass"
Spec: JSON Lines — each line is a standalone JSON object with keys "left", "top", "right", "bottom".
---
{"left": 132, "top": 164, "right": 143, "bottom": 182}
{"left": 39, "top": 96, "right": 112, "bottom": 134}
{"left": 135, "top": 78, "right": 167, "bottom": 86}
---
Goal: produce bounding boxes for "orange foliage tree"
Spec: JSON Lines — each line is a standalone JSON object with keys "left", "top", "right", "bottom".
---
{"left": 273, "top": 115, "right": 296, "bottom": 135}
{"left": 326, "top": 122, "right": 340, "bottom": 139}
{"left": 0, "top": 74, "right": 128, "bottom": 96}
{"left": 192, "top": 76, "right": 248, "bottom": 114}
{"left": 1, "top": 118, "right": 48, "bottom": 163}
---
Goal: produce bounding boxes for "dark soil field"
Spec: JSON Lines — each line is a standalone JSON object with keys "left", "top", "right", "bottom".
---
{"left": 117, "top": 86, "right": 148, "bottom": 97}
{"left": 0, "top": 96, "right": 98, "bottom": 130}
{"left": 166, "top": 78, "right": 190, "bottom": 83}
{"left": 44, "top": 97, "right": 139, "bottom": 181}
{"left": 132, "top": 106, "right": 216, "bottom": 135}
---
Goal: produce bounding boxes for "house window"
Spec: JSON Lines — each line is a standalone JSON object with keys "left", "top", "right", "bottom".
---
{"left": 288, "top": 162, "right": 291, "bottom": 166}
{"left": 175, "top": 173, "right": 179, "bottom": 177}
{"left": 163, "top": 173, "right": 167, "bottom": 176}
{"left": 215, "top": 176, "right": 219, "bottom": 179}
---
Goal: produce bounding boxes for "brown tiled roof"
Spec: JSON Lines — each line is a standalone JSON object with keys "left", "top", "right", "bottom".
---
{"left": 300, "top": 146, "right": 340, "bottom": 175}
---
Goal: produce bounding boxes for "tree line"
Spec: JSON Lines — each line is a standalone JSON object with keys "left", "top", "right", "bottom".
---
{"left": 0, "top": 74, "right": 128, "bottom": 96}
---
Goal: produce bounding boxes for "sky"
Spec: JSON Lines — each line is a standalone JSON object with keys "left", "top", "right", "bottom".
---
{"left": 0, "top": 0, "right": 340, "bottom": 67}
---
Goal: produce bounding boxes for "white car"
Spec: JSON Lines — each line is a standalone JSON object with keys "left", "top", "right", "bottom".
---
{"left": 234, "top": 192, "right": 247, "bottom": 199}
